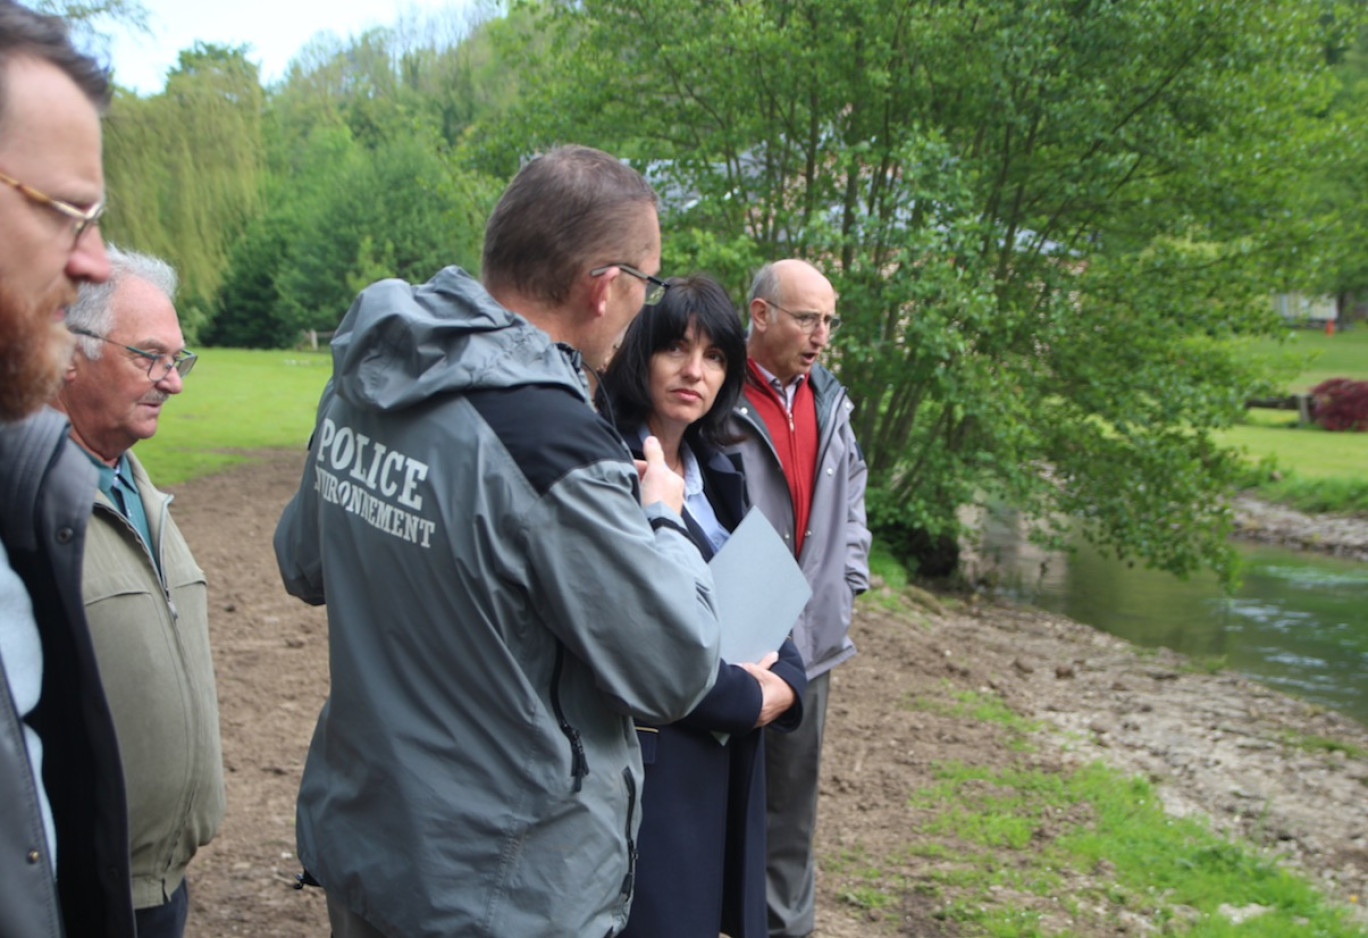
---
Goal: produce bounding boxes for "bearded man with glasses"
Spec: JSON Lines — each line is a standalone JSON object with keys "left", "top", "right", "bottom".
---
{"left": 52, "top": 246, "right": 222, "bottom": 938}
{"left": 0, "top": 3, "right": 137, "bottom": 937}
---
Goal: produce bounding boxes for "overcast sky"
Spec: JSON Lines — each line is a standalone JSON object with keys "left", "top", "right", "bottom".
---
{"left": 103, "top": 0, "right": 474, "bottom": 95}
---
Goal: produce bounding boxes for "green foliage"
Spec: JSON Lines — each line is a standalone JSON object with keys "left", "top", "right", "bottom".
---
{"left": 1304, "top": 13, "right": 1368, "bottom": 299}
{"left": 866, "top": 539, "right": 908, "bottom": 592}
{"left": 202, "top": 211, "right": 295, "bottom": 349}
{"left": 101, "top": 43, "right": 266, "bottom": 340}
{"left": 266, "top": 125, "right": 497, "bottom": 337}
{"left": 1250, "top": 469, "right": 1368, "bottom": 517}
{"left": 135, "top": 348, "right": 333, "bottom": 484}
{"left": 490, "top": 0, "right": 1363, "bottom": 584}
{"left": 92, "top": 4, "right": 513, "bottom": 349}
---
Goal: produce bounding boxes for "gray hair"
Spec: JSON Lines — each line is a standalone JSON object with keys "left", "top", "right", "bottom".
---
{"left": 68, "top": 245, "right": 178, "bottom": 358}
{"left": 481, "top": 145, "right": 658, "bottom": 306}
{"left": 748, "top": 262, "right": 781, "bottom": 306}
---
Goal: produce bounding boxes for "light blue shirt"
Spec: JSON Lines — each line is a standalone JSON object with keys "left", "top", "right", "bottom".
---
{"left": 679, "top": 442, "right": 730, "bottom": 556}
{"left": 0, "top": 538, "right": 56, "bottom": 872}
{"left": 636, "top": 426, "right": 730, "bottom": 554}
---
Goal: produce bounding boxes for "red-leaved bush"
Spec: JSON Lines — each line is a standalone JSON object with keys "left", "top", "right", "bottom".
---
{"left": 1310, "top": 377, "right": 1368, "bottom": 432}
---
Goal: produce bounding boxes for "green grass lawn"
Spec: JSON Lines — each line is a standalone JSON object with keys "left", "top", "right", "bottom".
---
{"left": 1245, "top": 324, "right": 1368, "bottom": 391}
{"left": 136, "top": 347, "right": 333, "bottom": 485}
{"left": 1226, "top": 324, "right": 1368, "bottom": 513}
{"left": 1223, "top": 419, "right": 1368, "bottom": 479}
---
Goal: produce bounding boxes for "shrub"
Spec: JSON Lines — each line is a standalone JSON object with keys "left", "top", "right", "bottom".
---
{"left": 1310, "top": 378, "right": 1368, "bottom": 432}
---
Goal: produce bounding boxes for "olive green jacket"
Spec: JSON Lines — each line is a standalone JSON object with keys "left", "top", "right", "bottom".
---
{"left": 81, "top": 450, "right": 224, "bottom": 909}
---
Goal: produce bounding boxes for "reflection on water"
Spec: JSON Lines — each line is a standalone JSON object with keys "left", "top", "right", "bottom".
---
{"left": 973, "top": 509, "right": 1368, "bottom": 726}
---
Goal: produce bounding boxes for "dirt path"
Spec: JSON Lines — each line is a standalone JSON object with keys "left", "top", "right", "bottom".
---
{"left": 176, "top": 451, "right": 1368, "bottom": 936}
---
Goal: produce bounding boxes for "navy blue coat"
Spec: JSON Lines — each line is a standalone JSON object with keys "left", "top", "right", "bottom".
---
{"left": 621, "top": 441, "right": 807, "bottom": 938}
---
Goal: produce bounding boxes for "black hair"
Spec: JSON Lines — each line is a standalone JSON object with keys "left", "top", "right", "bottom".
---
{"left": 598, "top": 274, "right": 746, "bottom": 450}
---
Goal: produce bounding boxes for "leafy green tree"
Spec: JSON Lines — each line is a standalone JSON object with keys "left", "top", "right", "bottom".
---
{"left": 101, "top": 43, "right": 265, "bottom": 339}
{"left": 274, "top": 126, "right": 496, "bottom": 334}
{"left": 209, "top": 123, "right": 498, "bottom": 345}
{"left": 1311, "top": 18, "right": 1368, "bottom": 308}
{"left": 202, "top": 211, "right": 295, "bottom": 349}
{"left": 490, "top": 0, "right": 1362, "bottom": 581}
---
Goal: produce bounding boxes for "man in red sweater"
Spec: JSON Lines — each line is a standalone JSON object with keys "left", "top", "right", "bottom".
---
{"left": 729, "top": 259, "right": 871, "bottom": 937}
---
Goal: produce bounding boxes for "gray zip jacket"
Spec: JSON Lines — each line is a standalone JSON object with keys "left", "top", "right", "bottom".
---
{"left": 729, "top": 364, "right": 871, "bottom": 678}
{"left": 275, "top": 267, "right": 721, "bottom": 938}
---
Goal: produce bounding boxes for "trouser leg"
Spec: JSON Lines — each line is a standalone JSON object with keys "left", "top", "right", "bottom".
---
{"left": 133, "top": 878, "right": 189, "bottom": 938}
{"left": 764, "top": 669, "right": 831, "bottom": 937}
{"left": 326, "top": 891, "right": 389, "bottom": 938}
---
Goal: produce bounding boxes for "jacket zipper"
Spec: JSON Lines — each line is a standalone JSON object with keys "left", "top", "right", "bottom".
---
{"left": 549, "top": 643, "right": 588, "bottom": 792}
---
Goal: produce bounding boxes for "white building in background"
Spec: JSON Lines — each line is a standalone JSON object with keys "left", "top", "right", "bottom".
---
{"left": 1273, "top": 292, "right": 1338, "bottom": 325}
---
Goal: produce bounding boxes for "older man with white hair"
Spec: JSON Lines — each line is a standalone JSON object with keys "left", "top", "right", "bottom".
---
{"left": 55, "top": 246, "right": 223, "bottom": 938}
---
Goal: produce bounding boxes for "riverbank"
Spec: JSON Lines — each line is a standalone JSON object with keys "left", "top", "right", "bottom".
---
{"left": 173, "top": 451, "right": 1368, "bottom": 935}
{"left": 814, "top": 595, "right": 1368, "bottom": 935}
{"left": 1233, "top": 494, "right": 1368, "bottom": 562}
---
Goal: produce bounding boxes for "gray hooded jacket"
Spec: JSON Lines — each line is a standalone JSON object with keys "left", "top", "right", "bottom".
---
{"left": 729, "top": 364, "right": 871, "bottom": 678}
{"left": 275, "top": 267, "right": 721, "bottom": 937}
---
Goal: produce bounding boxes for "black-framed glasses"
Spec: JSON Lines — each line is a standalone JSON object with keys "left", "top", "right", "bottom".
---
{"left": 68, "top": 326, "right": 197, "bottom": 381}
{"left": 590, "top": 263, "right": 669, "bottom": 306}
{"left": 0, "top": 168, "right": 105, "bottom": 243}
{"left": 765, "top": 300, "right": 842, "bottom": 335}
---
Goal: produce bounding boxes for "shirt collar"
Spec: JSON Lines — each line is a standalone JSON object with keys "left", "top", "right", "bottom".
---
{"left": 80, "top": 449, "right": 134, "bottom": 502}
{"left": 751, "top": 360, "right": 806, "bottom": 394}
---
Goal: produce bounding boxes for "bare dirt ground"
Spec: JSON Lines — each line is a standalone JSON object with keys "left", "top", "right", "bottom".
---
{"left": 176, "top": 451, "right": 1368, "bottom": 936}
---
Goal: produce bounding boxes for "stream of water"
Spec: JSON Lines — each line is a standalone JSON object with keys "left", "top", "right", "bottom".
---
{"left": 976, "top": 515, "right": 1368, "bottom": 725}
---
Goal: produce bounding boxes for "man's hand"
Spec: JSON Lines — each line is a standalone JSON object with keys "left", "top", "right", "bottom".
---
{"left": 739, "top": 651, "right": 797, "bottom": 728}
{"left": 636, "top": 435, "right": 684, "bottom": 515}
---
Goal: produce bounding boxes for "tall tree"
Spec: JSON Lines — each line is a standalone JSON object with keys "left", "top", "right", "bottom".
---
{"left": 209, "top": 123, "right": 499, "bottom": 346}
{"left": 490, "top": 0, "right": 1363, "bottom": 581}
{"left": 100, "top": 43, "right": 265, "bottom": 339}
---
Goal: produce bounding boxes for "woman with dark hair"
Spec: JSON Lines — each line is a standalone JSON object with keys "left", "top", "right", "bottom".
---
{"left": 598, "top": 274, "right": 807, "bottom": 938}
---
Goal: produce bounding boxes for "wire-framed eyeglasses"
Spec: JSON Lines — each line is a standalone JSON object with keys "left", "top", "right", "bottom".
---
{"left": 590, "top": 263, "right": 669, "bottom": 306}
{"left": 766, "top": 300, "right": 842, "bottom": 335}
{"left": 69, "top": 326, "right": 197, "bottom": 381}
{"left": 0, "top": 168, "right": 105, "bottom": 243}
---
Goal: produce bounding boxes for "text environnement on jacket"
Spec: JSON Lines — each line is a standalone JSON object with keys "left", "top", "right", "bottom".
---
{"left": 729, "top": 364, "right": 872, "bottom": 680}
{"left": 81, "top": 448, "right": 224, "bottom": 910}
{"left": 274, "top": 266, "right": 723, "bottom": 938}
{"left": 0, "top": 407, "right": 136, "bottom": 938}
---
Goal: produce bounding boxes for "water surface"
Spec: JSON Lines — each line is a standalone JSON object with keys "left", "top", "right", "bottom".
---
{"left": 978, "top": 517, "right": 1368, "bottom": 725}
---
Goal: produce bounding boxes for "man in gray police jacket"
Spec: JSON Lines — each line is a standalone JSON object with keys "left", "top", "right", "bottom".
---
{"left": 275, "top": 145, "right": 722, "bottom": 938}
{"left": 729, "top": 259, "right": 871, "bottom": 937}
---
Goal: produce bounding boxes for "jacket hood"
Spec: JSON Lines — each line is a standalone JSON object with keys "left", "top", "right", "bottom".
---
{"left": 329, "top": 266, "right": 586, "bottom": 412}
